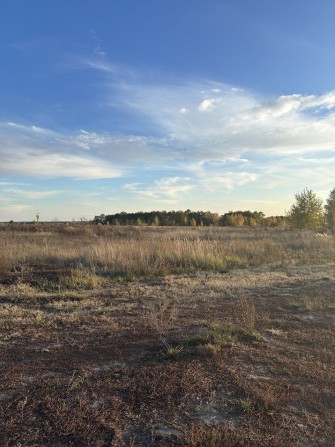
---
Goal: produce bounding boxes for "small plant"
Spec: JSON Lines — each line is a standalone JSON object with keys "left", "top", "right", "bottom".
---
{"left": 60, "top": 265, "right": 102, "bottom": 289}
{"left": 225, "top": 256, "right": 243, "bottom": 269}
{"left": 301, "top": 296, "right": 325, "bottom": 311}
{"left": 250, "top": 329, "right": 262, "bottom": 341}
{"left": 239, "top": 398, "right": 253, "bottom": 413}
{"left": 196, "top": 342, "right": 222, "bottom": 356}
{"left": 232, "top": 296, "right": 256, "bottom": 335}
{"left": 267, "top": 328, "right": 285, "bottom": 336}
{"left": 163, "top": 345, "right": 184, "bottom": 360}
{"left": 209, "top": 322, "right": 239, "bottom": 347}
{"left": 147, "top": 300, "right": 178, "bottom": 335}
{"left": 287, "top": 296, "right": 325, "bottom": 312}
{"left": 181, "top": 323, "right": 240, "bottom": 357}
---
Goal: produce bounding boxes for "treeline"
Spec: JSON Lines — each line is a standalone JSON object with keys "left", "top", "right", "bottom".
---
{"left": 94, "top": 210, "right": 286, "bottom": 227}
{"left": 94, "top": 187, "right": 335, "bottom": 231}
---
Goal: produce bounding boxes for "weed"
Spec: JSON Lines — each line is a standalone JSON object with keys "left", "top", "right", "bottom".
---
{"left": 231, "top": 295, "right": 257, "bottom": 335}
{"left": 147, "top": 300, "right": 178, "bottom": 335}
{"left": 225, "top": 255, "right": 243, "bottom": 269}
{"left": 59, "top": 266, "right": 102, "bottom": 290}
{"left": 196, "top": 342, "right": 222, "bottom": 356}
{"left": 208, "top": 323, "right": 239, "bottom": 347}
{"left": 267, "top": 328, "right": 286, "bottom": 336}
{"left": 250, "top": 329, "right": 262, "bottom": 341}
{"left": 300, "top": 296, "right": 326, "bottom": 312}
{"left": 181, "top": 323, "right": 240, "bottom": 356}
{"left": 287, "top": 296, "right": 326, "bottom": 312}
{"left": 163, "top": 345, "right": 184, "bottom": 360}
{"left": 180, "top": 320, "right": 263, "bottom": 357}
{"left": 239, "top": 398, "right": 253, "bottom": 413}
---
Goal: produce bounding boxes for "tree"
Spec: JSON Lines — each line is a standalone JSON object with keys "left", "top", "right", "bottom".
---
{"left": 226, "top": 213, "right": 244, "bottom": 227}
{"left": 288, "top": 188, "right": 323, "bottom": 230}
{"left": 263, "top": 216, "right": 278, "bottom": 227}
{"left": 152, "top": 215, "right": 160, "bottom": 226}
{"left": 325, "top": 188, "right": 335, "bottom": 234}
{"left": 190, "top": 217, "right": 197, "bottom": 227}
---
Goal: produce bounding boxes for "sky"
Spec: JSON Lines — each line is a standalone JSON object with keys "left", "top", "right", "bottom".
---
{"left": 1, "top": 0, "right": 335, "bottom": 221}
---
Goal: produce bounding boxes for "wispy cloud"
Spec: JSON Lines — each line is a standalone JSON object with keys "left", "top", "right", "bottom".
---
{"left": 108, "top": 77, "right": 335, "bottom": 158}
{"left": 4, "top": 68, "right": 335, "bottom": 178}
{"left": 2, "top": 59, "right": 335, "bottom": 218}
{"left": 0, "top": 181, "right": 29, "bottom": 186}
{"left": 0, "top": 123, "right": 128, "bottom": 180}
{"left": 0, "top": 204, "right": 33, "bottom": 216}
{"left": 3, "top": 189, "right": 63, "bottom": 200}
{"left": 74, "top": 58, "right": 335, "bottom": 163}
{"left": 124, "top": 177, "right": 194, "bottom": 202}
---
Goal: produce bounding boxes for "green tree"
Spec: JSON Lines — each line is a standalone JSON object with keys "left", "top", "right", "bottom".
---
{"left": 325, "top": 188, "right": 335, "bottom": 234}
{"left": 288, "top": 188, "right": 323, "bottom": 230}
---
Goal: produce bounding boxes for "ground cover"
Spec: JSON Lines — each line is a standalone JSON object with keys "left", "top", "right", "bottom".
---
{"left": 0, "top": 225, "right": 334, "bottom": 446}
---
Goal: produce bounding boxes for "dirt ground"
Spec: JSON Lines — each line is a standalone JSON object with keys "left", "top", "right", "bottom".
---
{"left": 1, "top": 262, "right": 335, "bottom": 446}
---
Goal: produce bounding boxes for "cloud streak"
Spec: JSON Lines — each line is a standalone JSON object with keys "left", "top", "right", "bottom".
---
{"left": 3, "top": 72, "right": 335, "bottom": 182}
{"left": 3, "top": 189, "right": 63, "bottom": 200}
{"left": 0, "top": 123, "right": 131, "bottom": 180}
{"left": 110, "top": 77, "right": 335, "bottom": 158}
{"left": 124, "top": 177, "right": 194, "bottom": 202}
{"left": 2, "top": 62, "right": 335, "bottom": 219}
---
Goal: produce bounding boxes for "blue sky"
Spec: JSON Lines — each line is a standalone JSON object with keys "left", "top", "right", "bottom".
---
{"left": 1, "top": 0, "right": 335, "bottom": 221}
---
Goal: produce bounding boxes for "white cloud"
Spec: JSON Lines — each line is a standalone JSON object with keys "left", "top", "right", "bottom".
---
{"left": 213, "top": 173, "right": 258, "bottom": 190}
{"left": 124, "top": 177, "right": 194, "bottom": 201}
{"left": 297, "top": 156, "right": 335, "bottom": 163}
{"left": 186, "top": 161, "right": 258, "bottom": 191}
{"left": 3, "top": 189, "right": 63, "bottom": 200}
{"left": 75, "top": 130, "right": 107, "bottom": 149}
{"left": 3, "top": 62, "right": 335, "bottom": 218}
{"left": 198, "top": 98, "right": 219, "bottom": 112}
{"left": 106, "top": 75, "right": 335, "bottom": 159}
{"left": 1, "top": 148, "right": 122, "bottom": 180}
{"left": 0, "top": 204, "right": 33, "bottom": 218}
{"left": 78, "top": 56, "right": 335, "bottom": 159}
{"left": 0, "top": 181, "right": 28, "bottom": 186}
{"left": 242, "top": 92, "right": 335, "bottom": 121}
{"left": 0, "top": 122, "right": 151, "bottom": 179}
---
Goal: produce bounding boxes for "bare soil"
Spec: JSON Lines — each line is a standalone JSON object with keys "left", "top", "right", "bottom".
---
{"left": 0, "top": 226, "right": 334, "bottom": 446}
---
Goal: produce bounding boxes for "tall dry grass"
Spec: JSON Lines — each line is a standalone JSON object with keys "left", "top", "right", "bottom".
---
{"left": 1, "top": 225, "right": 334, "bottom": 281}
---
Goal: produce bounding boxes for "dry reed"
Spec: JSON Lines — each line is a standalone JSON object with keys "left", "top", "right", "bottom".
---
{"left": 1, "top": 225, "right": 334, "bottom": 282}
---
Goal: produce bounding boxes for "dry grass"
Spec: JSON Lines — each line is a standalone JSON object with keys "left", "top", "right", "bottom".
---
{"left": 0, "top": 224, "right": 335, "bottom": 446}
{"left": 1, "top": 225, "right": 334, "bottom": 286}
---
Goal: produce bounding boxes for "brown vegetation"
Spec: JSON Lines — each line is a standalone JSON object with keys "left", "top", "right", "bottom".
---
{"left": 0, "top": 224, "right": 334, "bottom": 446}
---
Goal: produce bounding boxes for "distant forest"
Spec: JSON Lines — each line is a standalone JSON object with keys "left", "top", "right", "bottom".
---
{"left": 94, "top": 210, "right": 286, "bottom": 227}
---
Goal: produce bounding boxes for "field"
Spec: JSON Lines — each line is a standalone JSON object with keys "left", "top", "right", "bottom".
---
{"left": 1, "top": 224, "right": 335, "bottom": 446}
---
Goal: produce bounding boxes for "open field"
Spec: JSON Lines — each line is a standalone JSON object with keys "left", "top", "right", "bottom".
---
{"left": 1, "top": 225, "right": 335, "bottom": 446}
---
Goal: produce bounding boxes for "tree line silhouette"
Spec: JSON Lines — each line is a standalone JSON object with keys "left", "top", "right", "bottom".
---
{"left": 94, "top": 210, "right": 286, "bottom": 227}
